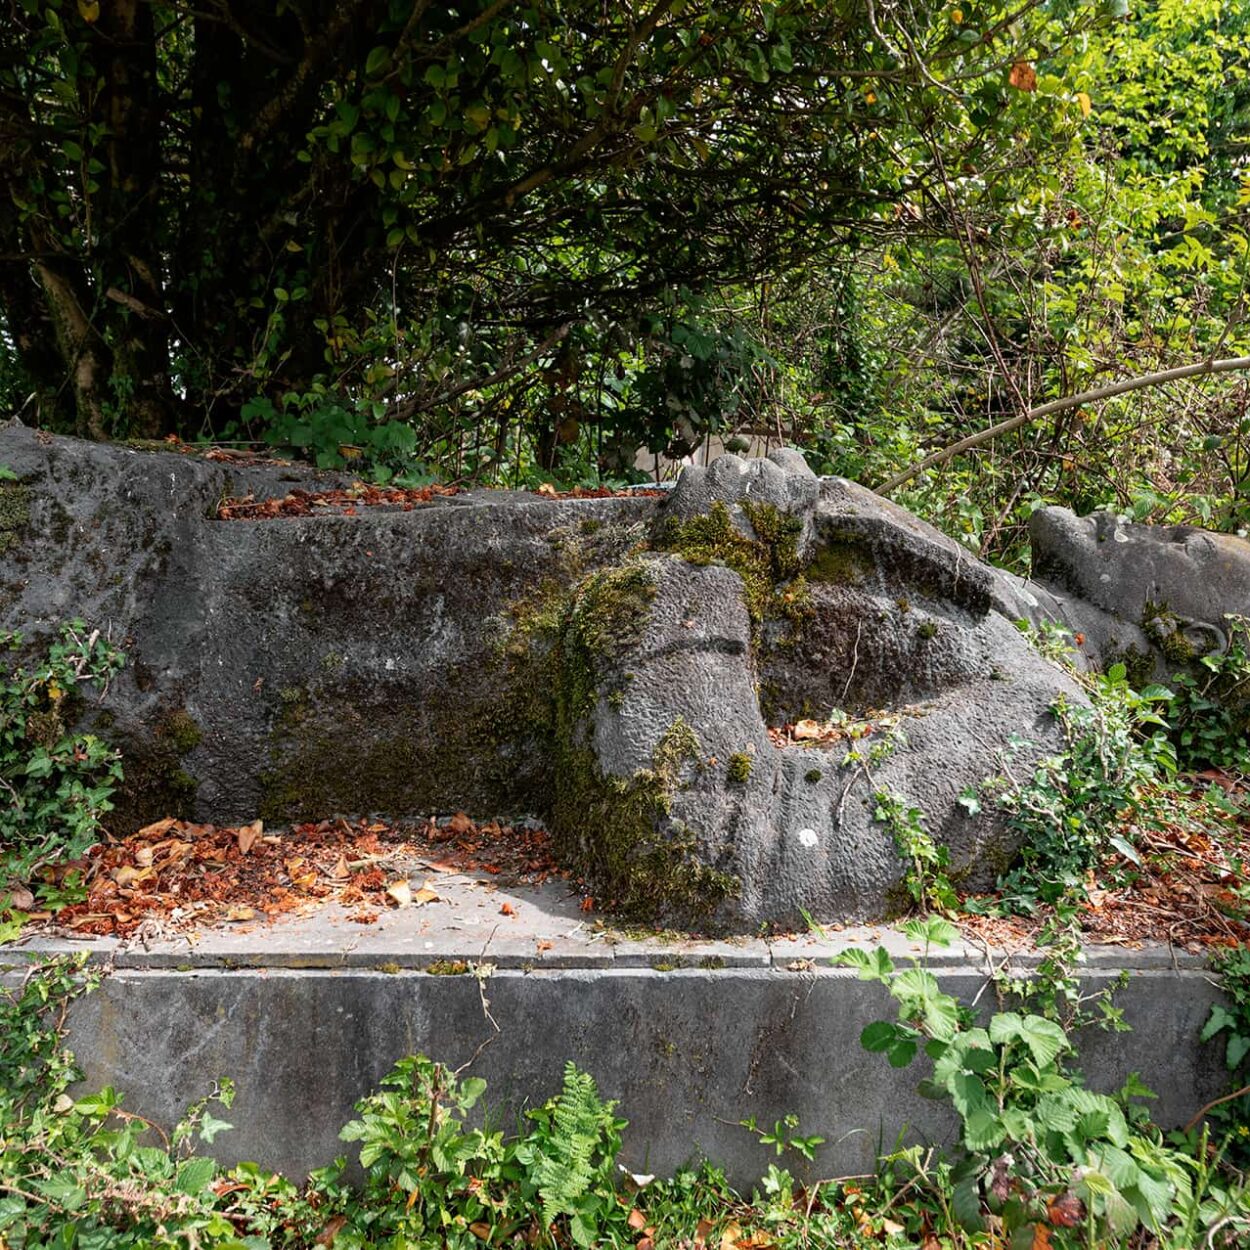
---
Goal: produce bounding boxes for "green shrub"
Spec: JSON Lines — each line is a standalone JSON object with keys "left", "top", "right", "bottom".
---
{"left": 0, "top": 622, "right": 125, "bottom": 885}
{"left": 839, "top": 916, "right": 1248, "bottom": 1247}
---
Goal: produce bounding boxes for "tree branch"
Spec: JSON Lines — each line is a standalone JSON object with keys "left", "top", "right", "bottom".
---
{"left": 875, "top": 356, "right": 1250, "bottom": 496}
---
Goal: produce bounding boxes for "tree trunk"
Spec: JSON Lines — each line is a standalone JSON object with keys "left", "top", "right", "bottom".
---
{"left": 32, "top": 251, "right": 113, "bottom": 441}
{"left": 91, "top": 0, "right": 175, "bottom": 438}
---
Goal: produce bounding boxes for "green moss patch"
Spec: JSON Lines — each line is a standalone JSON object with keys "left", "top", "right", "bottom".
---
{"left": 548, "top": 563, "right": 738, "bottom": 920}
{"left": 0, "top": 483, "right": 31, "bottom": 555}
{"left": 110, "top": 709, "right": 204, "bottom": 832}
{"left": 655, "top": 500, "right": 811, "bottom": 631}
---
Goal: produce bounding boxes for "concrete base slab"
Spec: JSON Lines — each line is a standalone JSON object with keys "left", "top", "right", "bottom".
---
{"left": 3, "top": 894, "right": 1227, "bottom": 1187}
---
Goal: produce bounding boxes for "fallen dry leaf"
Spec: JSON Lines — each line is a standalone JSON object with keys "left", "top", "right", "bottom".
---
{"left": 137, "top": 817, "right": 179, "bottom": 840}
{"left": 413, "top": 882, "right": 440, "bottom": 906}
{"left": 112, "top": 864, "right": 152, "bottom": 888}
{"left": 447, "top": 810, "right": 474, "bottom": 836}
{"left": 628, "top": 1210, "right": 647, "bottom": 1231}
{"left": 5, "top": 887, "right": 34, "bottom": 911}
{"left": 1046, "top": 1192, "right": 1085, "bottom": 1228}
{"left": 500, "top": 901, "right": 516, "bottom": 916}
{"left": 694, "top": 1218, "right": 715, "bottom": 1248}
{"left": 314, "top": 1214, "right": 348, "bottom": 1246}
{"left": 792, "top": 718, "right": 823, "bottom": 741}
{"left": 226, "top": 906, "right": 255, "bottom": 922}
{"left": 237, "top": 820, "right": 263, "bottom": 855}
{"left": 386, "top": 880, "right": 413, "bottom": 907}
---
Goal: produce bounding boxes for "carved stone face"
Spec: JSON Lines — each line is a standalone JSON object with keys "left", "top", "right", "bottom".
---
{"left": 564, "top": 452, "right": 1083, "bottom": 929}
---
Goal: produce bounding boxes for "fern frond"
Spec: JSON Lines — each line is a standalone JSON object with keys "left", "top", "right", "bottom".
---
{"left": 532, "top": 1062, "right": 615, "bottom": 1225}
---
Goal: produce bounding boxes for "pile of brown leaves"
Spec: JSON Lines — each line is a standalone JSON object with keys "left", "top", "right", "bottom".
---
{"left": 217, "top": 483, "right": 461, "bottom": 520}
{"left": 531, "top": 483, "right": 665, "bottom": 500}
{"left": 961, "top": 780, "right": 1250, "bottom": 952}
{"left": 39, "top": 814, "right": 563, "bottom": 938}
{"left": 766, "top": 711, "right": 902, "bottom": 750}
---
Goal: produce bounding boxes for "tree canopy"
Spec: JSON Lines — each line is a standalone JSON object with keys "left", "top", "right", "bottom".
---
{"left": 3, "top": 0, "right": 1249, "bottom": 564}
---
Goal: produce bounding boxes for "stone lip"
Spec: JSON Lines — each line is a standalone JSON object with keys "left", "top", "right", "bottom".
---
{"left": 1025, "top": 505, "right": 1250, "bottom": 678}
{"left": 1, "top": 869, "right": 1208, "bottom": 973}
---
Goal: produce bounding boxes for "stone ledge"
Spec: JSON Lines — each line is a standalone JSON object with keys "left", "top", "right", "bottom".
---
{"left": 2, "top": 938, "right": 1226, "bottom": 1188}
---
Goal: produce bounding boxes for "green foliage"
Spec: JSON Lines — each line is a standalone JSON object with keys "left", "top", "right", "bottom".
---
{"left": 0, "top": 621, "right": 125, "bottom": 886}
{"left": 978, "top": 652, "right": 1176, "bottom": 909}
{"left": 5, "top": 957, "right": 1250, "bottom": 1248}
{"left": 1165, "top": 615, "right": 1250, "bottom": 773}
{"left": 0, "top": 955, "right": 244, "bottom": 1249}
{"left": 737, "top": 1114, "right": 825, "bottom": 1164}
{"left": 241, "top": 390, "right": 422, "bottom": 479}
{"left": 1201, "top": 946, "right": 1250, "bottom": 1164}
{"left": 518, "top": 1063, "right": 627, "bottom": 1244}
{"left": 873, "top": 789, "right": 957, "bottom": 914}
{"left": 838, "top": 918, "right": 1222, "bottom": 1246}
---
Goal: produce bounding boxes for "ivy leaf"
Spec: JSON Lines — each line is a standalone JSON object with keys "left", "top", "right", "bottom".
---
{"left": 199, "top": 1112, "right": 233, "bottom": 1144}
{"left": 1201, "top": 1004, "right": 1235, "bottom": 1042}
{"left": 1227, "top": 1032, "right": 1250, "bottom": 1071}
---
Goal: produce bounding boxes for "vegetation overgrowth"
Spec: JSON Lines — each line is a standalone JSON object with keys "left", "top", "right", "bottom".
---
{"left": 2, "top": 1, "right": 1249, "bottom": 572}
{"left": 3, "top": 618, "right": 1250, "bottom": 1247}
{"left": 6, "top": 3, "right": 1250, "bottom": 1241}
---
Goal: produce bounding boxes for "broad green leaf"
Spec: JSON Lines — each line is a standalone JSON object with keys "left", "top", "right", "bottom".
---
{"left": 175, "top": 1156, "right": 217, "bottom": 1194}
{"left": 951, "top": 1176, "right": 985, "bottom": 1232}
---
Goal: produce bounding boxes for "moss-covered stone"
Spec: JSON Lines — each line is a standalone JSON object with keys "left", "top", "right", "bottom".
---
{"left": 655, "top": 500, "right": 811, "bottom": 632}
{"left": 110, "top": 708, "right": 204, "bottom": 832}
{"left": 257, "top": 678, "right": 533, "bottom": 824}
{"left": 548, "top": 562, "right": 739, "bottom": 920}
{"left": 805, "top": 541, "right": 871, "bottom": 586}
{"left": 1142, "top": 601, "right": 1198, "bottom": 665}
{"left": 0, "top": 483, "right": 30, "bottom": 555}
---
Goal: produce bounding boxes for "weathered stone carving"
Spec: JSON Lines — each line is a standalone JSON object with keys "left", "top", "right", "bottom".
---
{"left": 4, "top": 422, "right": 1246, "bottom": 929}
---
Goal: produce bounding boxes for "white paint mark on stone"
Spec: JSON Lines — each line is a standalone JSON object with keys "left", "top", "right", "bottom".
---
{"left": 797, "top": 828, "right": 819, "bottom": 848}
